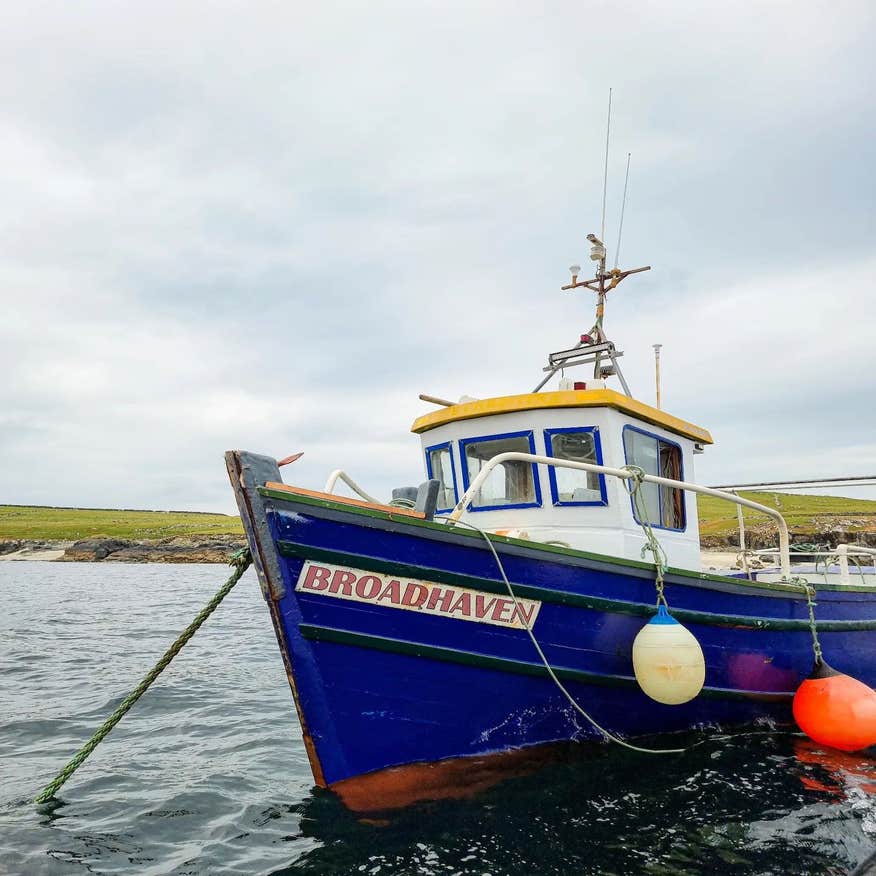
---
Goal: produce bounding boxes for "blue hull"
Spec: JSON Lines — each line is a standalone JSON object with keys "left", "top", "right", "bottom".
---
{"left": 227, "top": 452, "right": 876, "bottom": 809}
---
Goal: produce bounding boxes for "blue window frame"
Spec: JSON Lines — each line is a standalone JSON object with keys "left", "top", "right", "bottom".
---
{"left": 622, "top": 425, "right": 686, "bottom": 531}
{"left": 424, "top": 441, "right": 459, "bottom": 513}
{"left": 543, "top": 427, "right": 608, "bottom": 507}
{"left": 459, "top": 430, "right": 542, "bottom": 512}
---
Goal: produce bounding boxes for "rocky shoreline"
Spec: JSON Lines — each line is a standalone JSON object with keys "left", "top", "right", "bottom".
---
{"left": 699, "top": 526, "right": 876, "bottom": 551}
{"left": 2, "top": 526, "right": 874, "bottom": 565}
{"left": 0, "top": 536, "right": 247, "bottom": 564}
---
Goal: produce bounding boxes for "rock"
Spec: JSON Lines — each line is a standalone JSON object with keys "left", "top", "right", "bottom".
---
{"left": 59, "top": 535, "right": 247, "bottom": 563}
{"left": 60, "top": 538, "right": 131, "bottom": 562}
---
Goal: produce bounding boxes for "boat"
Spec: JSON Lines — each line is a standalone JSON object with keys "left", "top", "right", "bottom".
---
{"left": 226, "top": 233, "right": 876, "bottom": 812}
{"left": 730, "top": 544, "right": 876, "bottom": 586}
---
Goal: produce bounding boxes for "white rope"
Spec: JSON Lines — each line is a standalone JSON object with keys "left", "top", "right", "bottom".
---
{"left": 448, "top": 517, "right": 686, "bottom": 755}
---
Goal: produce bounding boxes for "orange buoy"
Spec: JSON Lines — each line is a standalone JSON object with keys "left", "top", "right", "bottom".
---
{"left": 792, "top": 660, "right": 876, "bottom": 753}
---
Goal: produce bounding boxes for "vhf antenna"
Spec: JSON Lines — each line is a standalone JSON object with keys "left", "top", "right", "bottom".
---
{"left": 601, "top": 87, "right": 612, "bottom": 244}
{"left": 614, "top": 152, "right": 631, "bottom": 269}
{"left": 533, "top": 92, "right": 651, "bottom": 396}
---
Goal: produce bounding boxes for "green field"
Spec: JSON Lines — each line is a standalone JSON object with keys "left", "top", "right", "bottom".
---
{"left": 0, "top": 505, "right": 244, "bottom": 542}
{"left": 2, "top": 492, "right": 875, "bottom": 544}
{"left": 696, "top": 491, "right": 876, "bottom": 539}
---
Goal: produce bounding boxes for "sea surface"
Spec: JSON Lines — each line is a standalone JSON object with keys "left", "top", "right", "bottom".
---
{"left": 2, "top": 562, "right": 875, "bottom": 876}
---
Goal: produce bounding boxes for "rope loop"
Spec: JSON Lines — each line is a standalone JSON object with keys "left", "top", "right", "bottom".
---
{"left": 229, "top": 547, "right": 252, "bottom": 569}
{"left": 388, "top": 497, "right": 417, "bottom": 509}
{"left": 620, "top": 463, "right": 647, "bottom": 493}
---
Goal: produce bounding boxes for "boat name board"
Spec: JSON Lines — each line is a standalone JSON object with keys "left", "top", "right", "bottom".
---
{"left": 296, "top": 560, "right": 541, "bottom": 629}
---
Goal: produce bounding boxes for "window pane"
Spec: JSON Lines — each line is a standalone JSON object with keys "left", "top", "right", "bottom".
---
{"left": 428, "top": 446, "right": 456, "bottom": 510}
{"left": 623, "top": 428, "right": 685, "bottom": 529}
{"left": 549, "top": 431, "right": 601, "bottom": 502}
{"left": 634, "top": 482, "right": 662, "bottom": 525}
{"left": 623, "top": 429, "right": 659, "bottom": 476}
{"left": 659, "top": 442, "right": 685, "bottom": 529}
{"left": 623, "top": 430, "right": 661, "bottom": 524}
{"left": 464, "top": 435, "right": 535, "bottom": 507}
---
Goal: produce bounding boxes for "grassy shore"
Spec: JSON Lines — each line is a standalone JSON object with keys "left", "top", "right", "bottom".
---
{"left": 2, "top": 492, "right": 875, "bottom": 545}
{"left": 0, "top": 505, "right": 243, "bottom": 542}
{"left": 696, "top": 491, "right": 876, "bottom": 540}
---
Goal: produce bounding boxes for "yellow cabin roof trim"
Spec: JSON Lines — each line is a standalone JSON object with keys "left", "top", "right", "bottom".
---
{"left": 410, "top": 389, "right": 714, "bottom": 445}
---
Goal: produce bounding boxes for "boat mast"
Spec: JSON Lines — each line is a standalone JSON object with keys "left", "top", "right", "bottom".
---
{"left": 534, "top": 91, "right": 650, "bottom": 396}
{"left": 532, "top": 237, "right": 650, "bottom": 395}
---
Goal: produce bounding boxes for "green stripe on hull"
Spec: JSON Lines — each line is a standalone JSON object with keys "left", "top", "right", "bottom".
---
{"left": 298, "top": 623, "right": 794, "bottom": 703}
{"left": 260, "top": 485, "right": 876, "bottom": 595}
{"left": 280, "top": 540, "right": 876, "bottom": 632}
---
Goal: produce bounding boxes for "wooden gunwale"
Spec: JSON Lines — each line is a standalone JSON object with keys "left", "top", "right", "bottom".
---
{"left": 263, "top": 481, "right": 424, "bottom": 518}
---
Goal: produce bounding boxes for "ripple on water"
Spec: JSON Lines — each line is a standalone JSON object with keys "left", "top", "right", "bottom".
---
{"left": 2, "top": 562, "right": 875, "bottom": 875}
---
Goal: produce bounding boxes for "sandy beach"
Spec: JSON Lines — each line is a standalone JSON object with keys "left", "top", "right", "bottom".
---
{"left": 0, "top": 543, "right": 71, "bottom": 562}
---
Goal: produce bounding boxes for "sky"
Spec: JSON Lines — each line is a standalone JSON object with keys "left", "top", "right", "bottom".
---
{"left": 2, "top": 1, "right": 875, "bottom": 513}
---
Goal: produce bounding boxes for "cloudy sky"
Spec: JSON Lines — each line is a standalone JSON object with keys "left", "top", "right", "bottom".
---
{"left": 3, "top": 1, "right": 875, "bottom": 513}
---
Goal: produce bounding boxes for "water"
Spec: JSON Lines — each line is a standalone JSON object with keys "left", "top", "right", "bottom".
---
{"left": 2, "top": 562, "right": 875, "bottom": 875}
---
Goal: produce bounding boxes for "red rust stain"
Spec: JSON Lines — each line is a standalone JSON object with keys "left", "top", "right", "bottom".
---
{"left": 330, "top": 742, "right": 579, "bottom": 812}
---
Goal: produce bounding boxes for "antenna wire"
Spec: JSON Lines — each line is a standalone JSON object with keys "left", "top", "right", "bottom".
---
{"left": 601, "top": 87, "right": 612, "bottom": 244}
{"left": 614, "top": 152, "right": 631, "bottom": 269}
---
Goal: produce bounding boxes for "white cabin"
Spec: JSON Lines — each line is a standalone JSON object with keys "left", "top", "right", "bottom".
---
{"left": 413, "top": 387, "right": 714, "bottom": 572}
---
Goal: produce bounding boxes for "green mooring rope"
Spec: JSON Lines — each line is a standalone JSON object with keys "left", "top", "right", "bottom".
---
{"left": 34, "top": 548, "right": 252, "bottom": 805}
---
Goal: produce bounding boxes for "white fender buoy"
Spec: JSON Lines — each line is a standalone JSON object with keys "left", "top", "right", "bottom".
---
{"left": 632, "top": 605, "right": 705, "bottom": 705}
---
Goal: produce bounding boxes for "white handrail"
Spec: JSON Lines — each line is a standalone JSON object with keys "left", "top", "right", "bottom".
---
{"left": 839, "top": 543, "right": 849, "bottom": 584}
{"left": 749, "top": 543, "right": 876, "bottom": 585}
{"left": 749, "top": 545, "right": 876, "bottom": 557}
{"left": 838, "top": 544, "right": 876, "bottom": 585}
{"left": 732, "top": 489, "right": 750, "bottom": 579}
{"left": 448, "top": 451, "right": 792, "bottom": 579}
{"left": 323, "top": 469, "right": 381, "bottom": 504}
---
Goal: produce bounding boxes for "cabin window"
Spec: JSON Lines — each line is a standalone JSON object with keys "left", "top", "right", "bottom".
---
{"left": 460, "top": 431, "right": 541, "bottom": 511}
{"left": 425, "top": 442, "right": 458, "bottom": 512}
{"left": 544, "top": 428, "right": 607, "bottom": 506}
{"left": 622, "top": 426, "right": 686, "bottom": 530}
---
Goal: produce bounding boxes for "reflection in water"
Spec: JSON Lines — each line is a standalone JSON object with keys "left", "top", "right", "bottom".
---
{"left": 793, "top": 738, "right": 876, "bottom": 801}
{"left": 276, "top": 732, "right": 876, "bottom": 876}
{"left": 1, "top": 564, "right": 874, "bottom": 875}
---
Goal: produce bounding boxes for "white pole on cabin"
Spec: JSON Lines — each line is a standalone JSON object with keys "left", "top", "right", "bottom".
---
{"left": 653, "top": 343, "right": 663, "bottom": 409}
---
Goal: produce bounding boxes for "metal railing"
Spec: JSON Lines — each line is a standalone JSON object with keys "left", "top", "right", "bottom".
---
{"left": 321, "top": 453, "right": 799, "bottom": 579}
{"left": 731, "top": 491, "right": 876, "bottom": 585}
{"left": 748, "top": 543, "right": 876, "bottom": 586}
{"left": 447, "top": 452, "right": 793, "bottom": 579}
{"left": 838, "top": 545, "right": 876, "bottom": 582}
{"left": 323, "top": 469, "right": 380, "bottom": 505}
